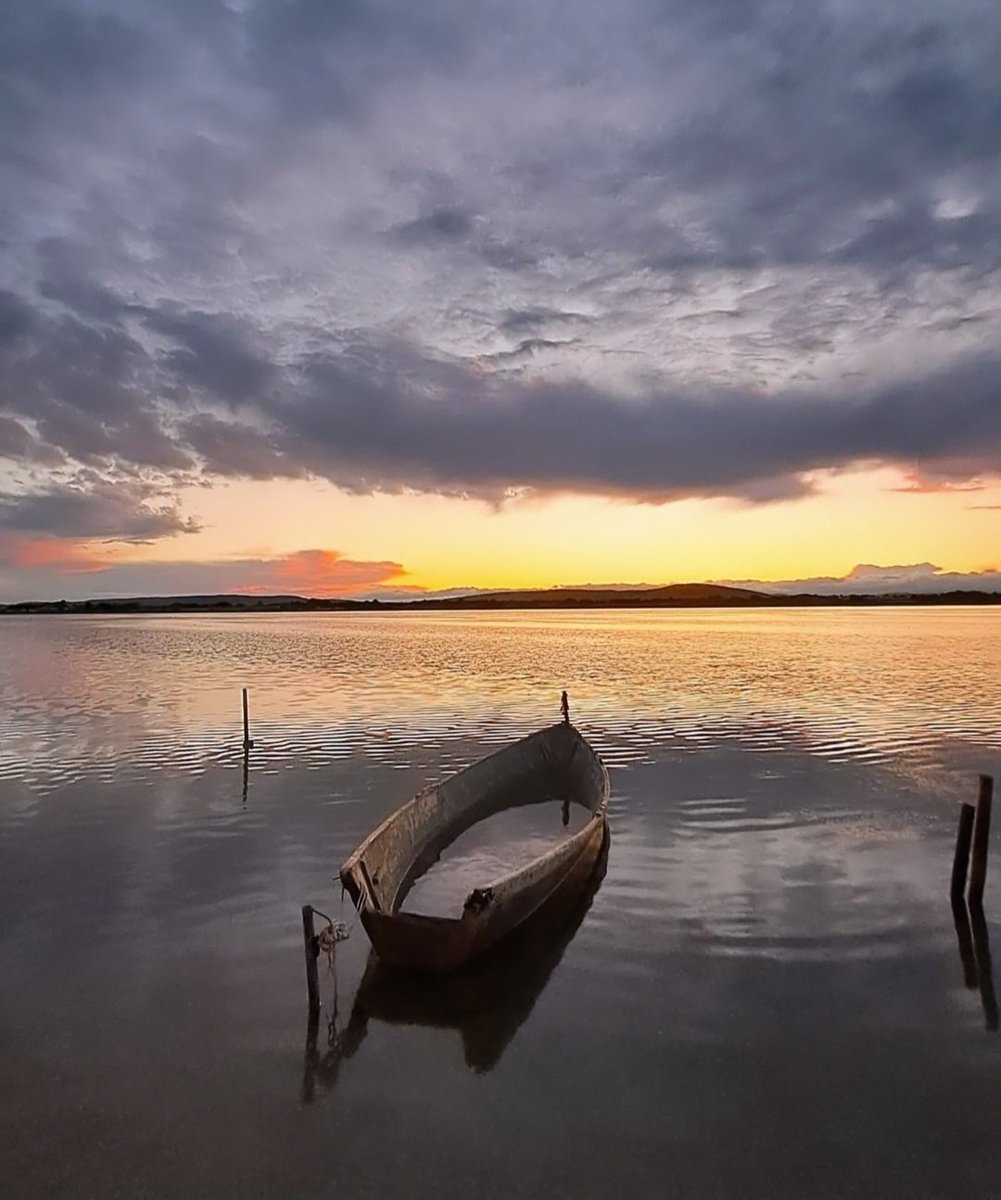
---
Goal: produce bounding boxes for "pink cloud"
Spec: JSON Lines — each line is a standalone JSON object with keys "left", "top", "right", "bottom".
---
{"left": 252, "top": 549, "right": 407, "bottom": 597}
{"left": 0, "top": 534, "right": 108, "bottom": 573}
{"left": 0, "top": 544, "right": 412, "bottom": 602}
{"left": 890, "top": 472, "right": 986, "bottom": 495}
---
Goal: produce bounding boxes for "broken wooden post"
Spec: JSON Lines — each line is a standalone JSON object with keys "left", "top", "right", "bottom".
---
{"left": 242, "top": 687, "right": 254, "bottom": 750}
{"left": 952, "top": 802, "right": 977, "bottom": 901}
{"left": 302, "top": 904, "right": 320, "bottom": 1016}
{"left": 561, "top": 690, "right": 570, "bottom": 724}
{"left": 968, "top": 775, "right": 994, "bottom": 907}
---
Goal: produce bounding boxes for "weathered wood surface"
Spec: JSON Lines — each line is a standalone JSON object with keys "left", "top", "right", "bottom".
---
{"left": 969, "top": 775, "right": 994, "bottom": 906}
{"left": 302, "top": 904, "right": 320, "bottom": 1014}
{"left": 952, "top": 802, "right": 976, "bottom": 901}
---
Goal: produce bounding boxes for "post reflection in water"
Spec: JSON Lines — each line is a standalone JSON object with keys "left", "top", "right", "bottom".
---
{"left": 951, "top": 896, "right": 999, "bottom": 1032}
{"left": 302, "top": 832, "right": 609, "bottom": 1101}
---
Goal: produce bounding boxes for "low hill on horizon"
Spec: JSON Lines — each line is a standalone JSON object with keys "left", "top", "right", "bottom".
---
{"left": 0, "top": 582, "right": 763, "bottom": 613}
{"left": 428, "top": 582, "right": 766, "bottom": 607}
{"left": 4, "top": 580, "right": 1000, "bottom": 614}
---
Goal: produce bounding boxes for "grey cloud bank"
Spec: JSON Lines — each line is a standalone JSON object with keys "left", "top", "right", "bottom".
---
{"left": 719, "top": 563, "right": 1001, "bottom": 595}
{"left": 2, "top": 0, "right": 1001, "bottom": 536}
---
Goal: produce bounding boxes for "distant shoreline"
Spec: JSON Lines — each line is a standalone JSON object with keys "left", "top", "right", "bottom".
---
{"left": 3, "top": 586, "right": 1001, "bottom": 615}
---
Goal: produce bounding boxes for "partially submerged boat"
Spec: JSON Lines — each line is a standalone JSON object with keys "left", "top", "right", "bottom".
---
{"left": 305, "top": 833, "right": 609, "bottom": 1099}
{"left": 339, "top": 719, "right": 610, "bottom": 972}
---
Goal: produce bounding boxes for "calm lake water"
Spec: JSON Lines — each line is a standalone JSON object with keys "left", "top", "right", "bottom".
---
{"left": 1, "top": 608, "right": 1000, "bottom": 1199}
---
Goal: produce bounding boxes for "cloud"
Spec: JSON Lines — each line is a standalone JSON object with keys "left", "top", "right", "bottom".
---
{"left": 0, "top": 290, "right": 35, "bottom": 343}
{"left": 393, "top": 207, "right": 474, "bottom": 245}
{"left": 0, "top": 474, "right": 201, "bottom": 542}
{"left": 0, "top": 545, "right": 408, "bottom": 603}
{"left": 0, "top": 303, "right": 193, "bottom": 472}
{"left": 235, "top": 338, "right": 1001, "bottom": 501}
{"left": 266, "top": 549, "right": 407, "bottom": 597}
{"left": 498, "top": 309, "right": 590, "bottom": 335}
{"left": 3, "top": 284, "right": 1001, "bottom": 509}
{"left": 719, "top": 562, "right": 1001, "bottom": 595}
{"left": 137, "top": 307, "right": 277, "bottom": 405}
{"left": 0, "top": 416, "right": 65, "bottom": 467}
{"left": 2, "top": 0, "right": 1001, "bottom": 547}
{"left": 0, "top": 534, "right": 106, "bottom": 573}
{"left": 890, "top": 473, "right": 987, "bottom": 494}
{"left": 476, "top": 338, "right": 579, "bottom": 367}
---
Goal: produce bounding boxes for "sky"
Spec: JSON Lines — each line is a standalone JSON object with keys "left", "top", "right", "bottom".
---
{"left": 1, "top": 0, "right": 1000, "bottom": 602}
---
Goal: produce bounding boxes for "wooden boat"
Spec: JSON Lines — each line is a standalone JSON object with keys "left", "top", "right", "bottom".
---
{"left": 339, "top": 720, "right": 610, "bottom": 972}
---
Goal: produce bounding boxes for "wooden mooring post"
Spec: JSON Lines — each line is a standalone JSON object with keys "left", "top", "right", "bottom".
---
{"left": 969, "top": 775, "right": 994, "bottom": 907}
{"left": 242, "top": 687, "right": 254, "bottom": 750}
{"left": 301, "top": 904, "right": 321, "bottom": 1016}
{"left": 952, "top": 802, "right": 977, "bottom": 901}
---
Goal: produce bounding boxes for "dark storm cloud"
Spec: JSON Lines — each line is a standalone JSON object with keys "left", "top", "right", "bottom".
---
{"left": 393, "top": 207, "right": 474, "bottom": 244}
{"left": 243, "top": 0, "right": 470, "bottom": 123}
{"left": 5, "top": 2, "right": 1001, "bottom": 279}
{"left": 616, "top": 9, "right": 1001, "bottom": 275}
{"left": 499, "top": 309, "right": 590, "bottom": 334}
{"left": 2, "top": 0, "right": 1001, "bottom": 536}
{"left": 0, "top": 298, "right": 193, "bottom": 472}
{"left": 36, "top": 237, "right": 130, "bottom": 323}
{"left": 0, "top": 2, "right": 154, "bottom": 110}
{"left": 391, "top": 209, "right": 540, "bottom": 271}
{"left": 138, "top": 309, "right": 276, "bottom": 405}
{"left": 181, "top": 413, "right": 304, "bottom": 480}
{"left": 0, "top": 474, "right": 200, "bottom": 541}
{"left": 477, "top": 338, "right": 577, "bottom": 366}
{"left": 230, "top": 338, "right": 1000, "bottom": 501}
{"left": 0, "top": 291, "right": 35, "bottom": 343}
{"left": 2, "top": 282, "right": 1000, "bottom": 508}
{"left": 0, "top": 416, "right": 64, "bottom": 467}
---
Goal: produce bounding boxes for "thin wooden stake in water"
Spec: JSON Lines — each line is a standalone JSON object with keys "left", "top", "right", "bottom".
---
{"left": 969, "top": 775, "right": 994, "bottom": 907}
{"left": 302, "top": 904, "right": 320, "bottom": 1016}
{"left": 952, "top": 802, "right": 976, "bottom": 901}
{"left": 242, "top": 687, "right": 254, "bottom": 750}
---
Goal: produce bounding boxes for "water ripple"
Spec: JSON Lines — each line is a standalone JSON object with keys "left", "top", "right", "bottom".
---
{"left": 0, "top": 609, "right": 998, "bottom": 790}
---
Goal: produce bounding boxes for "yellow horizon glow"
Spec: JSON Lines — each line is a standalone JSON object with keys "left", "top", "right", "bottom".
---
{"left": 90, "top": 465, "right": 1001, "bottom": 592}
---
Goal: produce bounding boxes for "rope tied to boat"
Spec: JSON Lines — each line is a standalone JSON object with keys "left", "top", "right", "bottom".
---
{"left": 310, "top": 907, "right": 350, "bottom": 972}
{"left": 464, "top": 885, "right": 494, "bottom": 914}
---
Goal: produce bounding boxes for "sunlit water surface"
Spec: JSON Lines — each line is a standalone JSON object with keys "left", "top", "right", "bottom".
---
{"left": 1, "top": 609, "right": 1000, "bottom": 1198}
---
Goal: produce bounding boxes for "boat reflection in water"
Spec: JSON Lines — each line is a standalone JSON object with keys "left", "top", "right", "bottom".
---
{"left": 302, "top": 830, "right": 609, "bottom": 1100}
